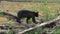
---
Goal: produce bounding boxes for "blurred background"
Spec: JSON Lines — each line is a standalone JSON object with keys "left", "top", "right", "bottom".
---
{"left": 0, "top": 0, "right": 60, "bottom": 34}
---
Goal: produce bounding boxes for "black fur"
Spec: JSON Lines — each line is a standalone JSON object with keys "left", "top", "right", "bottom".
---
{"left": 16, "top": 10, "right": 38, "bottom": 24}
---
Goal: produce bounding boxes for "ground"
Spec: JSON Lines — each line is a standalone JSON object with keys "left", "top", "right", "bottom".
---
{"left": 0, "top": 1, "right": 60, "bottom": 22}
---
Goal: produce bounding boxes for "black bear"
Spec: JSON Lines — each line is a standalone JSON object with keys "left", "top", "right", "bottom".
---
{"left": 16, "top": 10, "right": 38, "bottom": 24}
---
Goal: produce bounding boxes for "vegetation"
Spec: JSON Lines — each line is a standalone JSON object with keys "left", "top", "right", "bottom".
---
{"left": 54, "top": 27, "right": 60, "bottom": 34}
{"left": 0, "top": 0, "right": 60, "bottom": 34}
{"left": 6, "top": 0, "right": 60, "bottom": 3}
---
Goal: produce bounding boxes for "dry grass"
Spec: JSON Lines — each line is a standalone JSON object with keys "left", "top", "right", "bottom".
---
{"left": 0, "top": 1, "right": 60, "bottom": 21}
{"left": 0, "top": 1, "right": 60, "bottom": 12}
{"left": 0, "top": 17, "right": 8, "bottom": 22}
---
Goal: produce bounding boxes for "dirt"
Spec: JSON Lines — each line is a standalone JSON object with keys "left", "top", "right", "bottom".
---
{"left": 0, "top": 17, "right": 8, "bottom": 22}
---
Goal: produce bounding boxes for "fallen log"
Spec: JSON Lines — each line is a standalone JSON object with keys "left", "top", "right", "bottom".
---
{"left": 0, "top": 30, "right": 10, "bottom": 32}
{"left": 0, "top": 24, "right": 27, "bottom": 29}
{"left": 18, "top": 15, "right": 60, "bottom": 34}
{"left": 0, "top": 30, "right": 10, "bottom": 34}
{"left": 0, "top": 24, "right": 9, "bottom": 29}
{"left": 2, "top": 11, "right": 18, "bottom": 19}
{"left": 2, "top": 11, "right": 19, "bottom": 22}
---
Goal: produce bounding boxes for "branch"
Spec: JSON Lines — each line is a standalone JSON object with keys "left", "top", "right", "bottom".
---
{"left": 18, "top": 15, "right": 60, "bottom": 34}
{"left": 0, "top": 30, "right": 10, "bottom": 34}
{"left": 2, "top": 11, "right": 18, "bottom": 19}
